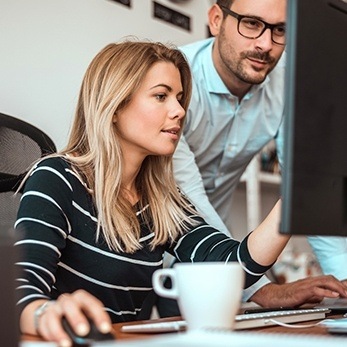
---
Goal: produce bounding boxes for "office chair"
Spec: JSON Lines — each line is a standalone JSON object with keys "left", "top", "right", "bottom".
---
{"left": 0, "top": 112, "right": 56, "bottom": 228}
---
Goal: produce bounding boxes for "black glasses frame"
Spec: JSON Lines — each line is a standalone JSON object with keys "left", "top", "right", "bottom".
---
{"left": 219, "top": 5, "right": 286, "bottom": 45}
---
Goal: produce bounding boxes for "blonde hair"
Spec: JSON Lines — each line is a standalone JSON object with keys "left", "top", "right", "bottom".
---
{"left": 58, "top": 39, "right": 196, "bottom": 253}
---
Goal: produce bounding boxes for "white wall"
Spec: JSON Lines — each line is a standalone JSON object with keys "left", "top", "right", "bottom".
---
{"left": 0, "top": 0, "right": 314, "bottom": 260}
{"left": 1, "top": 0, "right": 211, "bottom": 149}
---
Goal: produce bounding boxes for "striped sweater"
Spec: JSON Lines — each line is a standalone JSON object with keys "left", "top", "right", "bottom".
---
{"left": 14, "top": 157, "right": 270, "bottom": 323}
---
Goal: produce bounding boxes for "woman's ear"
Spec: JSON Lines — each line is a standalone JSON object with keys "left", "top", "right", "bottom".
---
{"left": 208, "top": 4, "right": 224, "bottom": 37}
{"left": 113, "top": 113, "right": 117, "bottom": 124}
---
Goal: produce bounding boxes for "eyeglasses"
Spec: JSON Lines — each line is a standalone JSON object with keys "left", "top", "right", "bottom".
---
{"left": 219, "top": 5, "right": 286, "bottom": 45}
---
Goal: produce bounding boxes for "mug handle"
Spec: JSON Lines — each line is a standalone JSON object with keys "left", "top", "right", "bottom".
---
{"left": 152, "top": 268, "right": 178, "bottom": 299}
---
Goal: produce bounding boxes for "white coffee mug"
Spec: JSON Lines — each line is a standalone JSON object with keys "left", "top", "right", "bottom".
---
{"left": 152, "top": 262, "right": 244, "bottom": 331}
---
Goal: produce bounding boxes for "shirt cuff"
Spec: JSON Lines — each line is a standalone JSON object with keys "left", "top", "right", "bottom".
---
{"left": 241, "top": 275, "right": 271, "bottom": 302}
{"left": 239, "top": 233, "right": 275, "bottom": 275}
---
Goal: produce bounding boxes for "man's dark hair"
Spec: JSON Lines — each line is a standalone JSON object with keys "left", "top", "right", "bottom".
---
{"left": 216, "top": 0, "right": 233, "bottom": 8}
{"left": 216, "top": 0, "right": 233, "bottom": 18}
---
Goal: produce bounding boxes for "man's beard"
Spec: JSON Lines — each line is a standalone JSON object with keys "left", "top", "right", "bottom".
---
{"left": 235, "top": 50, "right": 277, "bottom": 84}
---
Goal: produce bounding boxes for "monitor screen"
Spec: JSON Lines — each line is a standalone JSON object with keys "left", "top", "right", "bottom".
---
{"left": 280, "top": 0, "right": 347, "bottom": 236}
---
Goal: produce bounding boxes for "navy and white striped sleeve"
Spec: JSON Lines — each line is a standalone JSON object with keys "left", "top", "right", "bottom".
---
{"left": 170, "top": 216, "right": 273, "bottom": 288}
{"left": 14, "top": 157, "right": 73, "bottom": 313}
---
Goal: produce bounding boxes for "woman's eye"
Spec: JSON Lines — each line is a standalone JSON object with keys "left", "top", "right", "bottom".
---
{"left": 155, "top": 94, "right": 167, "bottom": 101}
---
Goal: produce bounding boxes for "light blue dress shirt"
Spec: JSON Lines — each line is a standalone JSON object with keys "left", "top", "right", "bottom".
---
{"left": 307, "top": 236, "right": 347, "bottom": 280}
{"left": 173, "top": 38, "right": 285, "bottom": 300}
{"left": 174, "top": 38, "right": 285, "bottom": 234}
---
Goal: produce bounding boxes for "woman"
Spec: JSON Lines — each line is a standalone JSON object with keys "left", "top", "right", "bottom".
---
{"left": 15, "top": 39, "right": 289, "bottom": 346}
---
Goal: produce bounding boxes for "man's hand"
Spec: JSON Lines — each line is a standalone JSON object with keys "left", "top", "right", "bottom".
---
{"left": 249, "top": 275, "right": 347, "bottom": 308}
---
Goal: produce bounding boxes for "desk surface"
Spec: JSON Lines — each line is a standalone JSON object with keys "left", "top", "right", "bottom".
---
{"left": 22, "top": 314, "right": 345, "bottom": 343}
{"left": 114, "top": 315, "right": 333, "bottom": 338}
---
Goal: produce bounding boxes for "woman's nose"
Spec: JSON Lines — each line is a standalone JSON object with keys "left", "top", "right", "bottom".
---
{"left": 169, "top": 100, "right": 185, "bottom": 119}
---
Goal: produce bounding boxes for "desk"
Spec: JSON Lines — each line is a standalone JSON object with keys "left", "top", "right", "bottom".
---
{"left": 112, "top": 315, "right": 347, "bottom": 347}
{"left": 22, "top": 314, "right": 345, "bottom": 344}
{"left": 114, "top": 315, "right": 333, "bottom": 338}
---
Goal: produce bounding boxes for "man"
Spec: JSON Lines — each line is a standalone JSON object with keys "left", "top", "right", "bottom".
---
{"left": 307, "top": 237, "right": 347, "bottom": 281}
{"left": 170, "top": 0, "right": 347, "bottom": 310}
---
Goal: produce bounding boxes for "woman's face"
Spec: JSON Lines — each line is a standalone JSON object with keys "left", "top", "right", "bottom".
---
{"left": 116, "top": 61, "right": 185, "bottom": 163}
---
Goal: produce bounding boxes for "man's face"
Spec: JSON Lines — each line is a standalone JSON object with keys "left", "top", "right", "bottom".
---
{"left": 214, "top": 0, "right": 286, "bottom": 86}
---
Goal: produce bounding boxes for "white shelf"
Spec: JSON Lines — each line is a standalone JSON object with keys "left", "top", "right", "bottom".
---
{"left": 240, "top": 154, "right": 281, "bottom": 231}
{"left": 258, "top": 171, "right": 281, "bottom": 185}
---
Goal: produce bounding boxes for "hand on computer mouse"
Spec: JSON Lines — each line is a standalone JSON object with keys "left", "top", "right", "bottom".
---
{"left": 62, "top": 316, "right": 116, "bottom": 346}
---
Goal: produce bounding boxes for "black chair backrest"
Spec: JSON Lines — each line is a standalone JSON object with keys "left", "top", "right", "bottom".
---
{"left": 0, "top": 112, "right": 56, "bottom": 227}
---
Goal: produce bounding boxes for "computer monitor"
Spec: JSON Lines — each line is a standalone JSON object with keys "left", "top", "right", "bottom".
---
{"left": 280, "top": 0, "right": 347, "bottom": 236}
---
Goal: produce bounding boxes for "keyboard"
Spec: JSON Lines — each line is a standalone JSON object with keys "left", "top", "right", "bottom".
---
{"left": 234, "top": 307, "right": 329, "bottom": 329}
{"left": 121, "top": 307, "right": 330, "bottom": 333}
{"left": 315, "top": 297, "right": 347, "bottom": 313}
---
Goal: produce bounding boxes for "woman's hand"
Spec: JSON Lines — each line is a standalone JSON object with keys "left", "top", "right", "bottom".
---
{"left": 21, "top": 290, "right": 112, "bottom": 347}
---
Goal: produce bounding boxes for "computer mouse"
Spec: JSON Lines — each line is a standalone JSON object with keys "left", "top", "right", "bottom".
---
{"left": 62, "top": 316, "right": 115, "bottom": 346}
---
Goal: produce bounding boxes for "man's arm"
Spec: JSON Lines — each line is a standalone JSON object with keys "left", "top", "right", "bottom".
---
{"left": 276, "top": 122, "right": 347, "bottom": 283}
{"left": 274, "top": 118, "right": 285, "bottom": 168}
{"left": 307, "top": 236, "right": 347, "bottom": 280}
{"left": 249, "top": 276, "right": 347, "bottom": 308}
{"left": 271, "top": 114, "right": 347, "bottom": 304}
{"left": 173, "top": 135, "right": 230, "bottom": 235}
